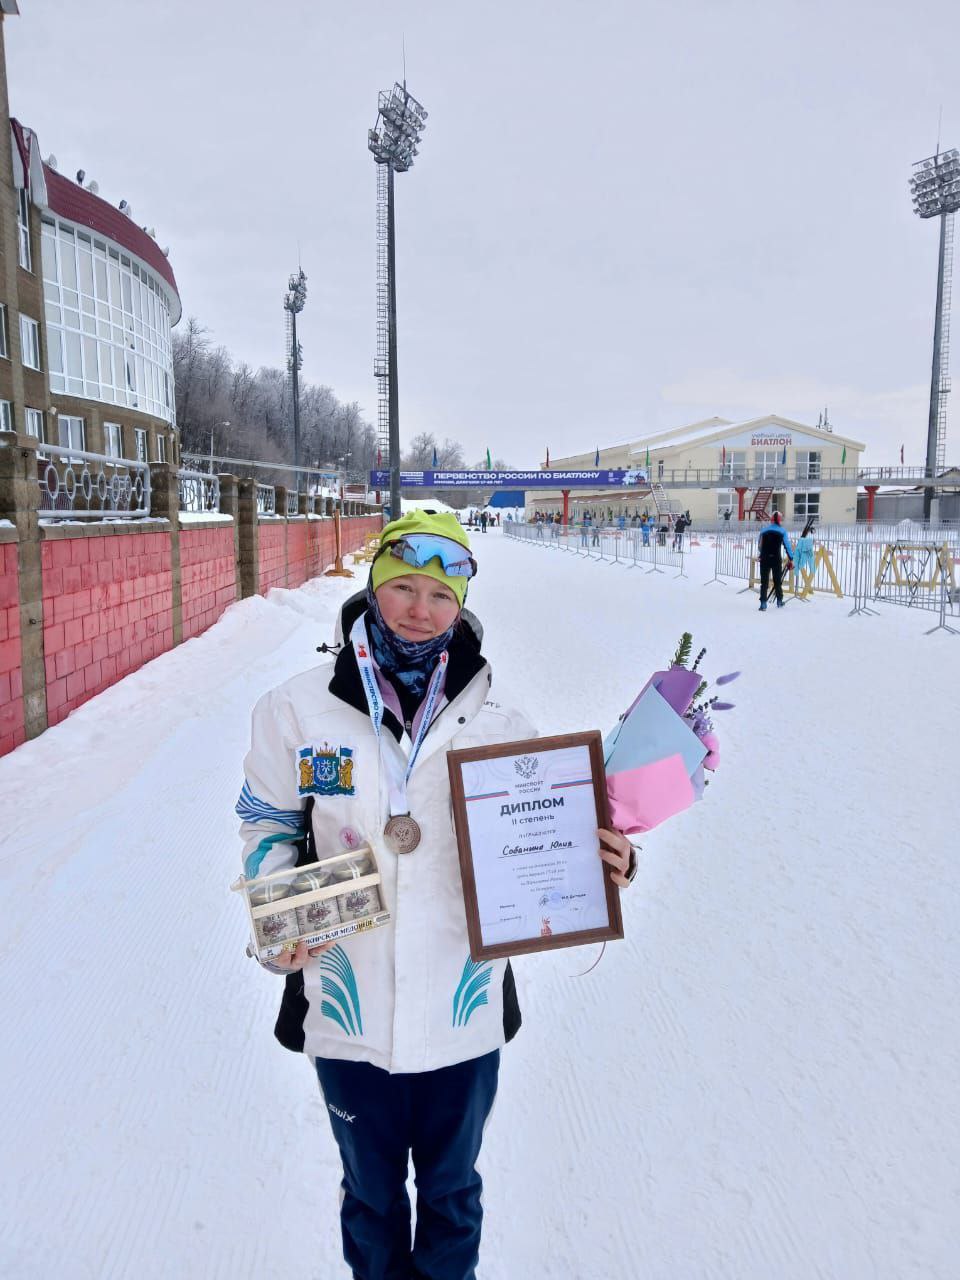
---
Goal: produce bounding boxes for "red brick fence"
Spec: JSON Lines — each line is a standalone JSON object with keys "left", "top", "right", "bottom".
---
{"left": 0, "top": 432, "right": 382, "bottom": 756}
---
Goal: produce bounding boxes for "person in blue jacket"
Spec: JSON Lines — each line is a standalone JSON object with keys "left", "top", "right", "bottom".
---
{"left": 757, "top": 511, "right": 794, "bottom": 610}
{"left": 794, "top": 527, "right": 816, "bottom": 583}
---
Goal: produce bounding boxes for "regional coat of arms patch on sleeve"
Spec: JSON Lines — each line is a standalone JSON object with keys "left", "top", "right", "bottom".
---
{"left": 297, "top": 744, "right": 355, "bottom": 796}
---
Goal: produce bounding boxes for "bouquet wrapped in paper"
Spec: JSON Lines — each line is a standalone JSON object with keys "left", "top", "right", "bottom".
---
{"left": 604, "top": 633, "right": 737, "bottom": 835}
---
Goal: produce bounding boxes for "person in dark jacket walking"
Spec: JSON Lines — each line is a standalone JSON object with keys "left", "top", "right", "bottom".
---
{"left": 672, "top": 513, "right": 689, "bottom": 551}
{"left": 757, "top": 511, "right": 794, "bottom": 610}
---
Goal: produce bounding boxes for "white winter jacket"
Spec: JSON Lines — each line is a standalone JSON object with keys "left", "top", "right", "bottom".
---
{"left": 238, "top": 599, "right": 536, "bottom": 1074}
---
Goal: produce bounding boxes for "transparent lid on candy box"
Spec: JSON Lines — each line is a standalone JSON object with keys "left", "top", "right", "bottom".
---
{"left": 232, "top": 843, "right": 389, "bottom": 962}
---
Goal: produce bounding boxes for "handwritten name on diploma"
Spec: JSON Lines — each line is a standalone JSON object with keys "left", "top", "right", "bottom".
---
{"left": 502, "top": 840, "right": 575, "bottom": 856}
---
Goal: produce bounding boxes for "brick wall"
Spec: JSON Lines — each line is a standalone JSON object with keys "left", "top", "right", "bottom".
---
{"left": 181, "top": 524, "right": 236, "bottom": 641}
{"left": 286, "top": 518, "right": 310, "bottom": 589}
{"left": 340, "top": 517, "right": 379, "bottom": 562}
{"left": 0, "top": 540, "right": 23, "bottom": 755}
{"left": 41, "top": 529, "right": 173, "bottom": 727}
{"left": 259, "top": 515, "right": 378, "bottom": 595}
{"left": 0, "top": 486, "right": 381, "bottom": 757}
{"left": 311, "top": 519, "right": 336, "bottom": 577}
{"left": 258, "top": 521, "right": 286, "bottom": 594}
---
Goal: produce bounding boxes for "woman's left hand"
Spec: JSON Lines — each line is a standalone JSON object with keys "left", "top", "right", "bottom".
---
{"left": 597, "top": 828, "right": 636, "bottom": 889}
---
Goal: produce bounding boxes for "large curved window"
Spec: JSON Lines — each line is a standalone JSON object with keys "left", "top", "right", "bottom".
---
{"left": 41, "top": 217, "right": 174, "bottom": 423}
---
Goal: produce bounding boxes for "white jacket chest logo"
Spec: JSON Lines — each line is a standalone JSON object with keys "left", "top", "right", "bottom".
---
{"left": 297, "top": 742, "right": 356, "bottom": 796}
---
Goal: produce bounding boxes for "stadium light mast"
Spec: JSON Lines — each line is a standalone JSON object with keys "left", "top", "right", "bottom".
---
{"left": 909, "top": 146, "right": 960, "bottom": 519}
{"left": 284, "top": 267, "right": 307, "bottom": 486}
{"left": 368, "top": 81, "right": 427, "bottom": 518}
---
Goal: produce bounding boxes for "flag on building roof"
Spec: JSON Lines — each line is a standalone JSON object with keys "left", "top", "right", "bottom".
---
{"left": 722, "top": 445, "right": 726, "bottom": 467}
{"left": 432, "top": 444, "right": 438, "bottom": 468}
{"left": 781, "top": 444, "right": 787, "bottom": 466}
{"left": 841, "top": 445, "right": 847, "bottom": 465}
{"left": 594, "top": 447, "right": 600, "bottom": 467}
{"left": 546, "top": 445, "right": 550, "bottom": 468}
{"left": 645, "top": 446, "right": 650, "bottom": 469}
{"left": 900, "top": 443, "right": 905, "bottom": 464}
{"left": 485, "top": 447, "right": 492, "bottom": 470}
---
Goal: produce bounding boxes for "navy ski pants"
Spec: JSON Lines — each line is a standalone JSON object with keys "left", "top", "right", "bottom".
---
{"left": 314, "top": 1050, "right": 500, "bottom": 1280}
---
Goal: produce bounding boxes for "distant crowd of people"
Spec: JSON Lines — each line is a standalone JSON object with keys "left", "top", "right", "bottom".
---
{"left": 528, "top": 508, "right": 694, "bottom": 549}
{"left": 460, "top": 509, "right": 501, "bottom": 531}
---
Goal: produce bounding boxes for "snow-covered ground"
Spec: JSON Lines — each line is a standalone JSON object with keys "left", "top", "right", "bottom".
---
{"left": 0, "top": 531, "right": 955, "bottom": 1279}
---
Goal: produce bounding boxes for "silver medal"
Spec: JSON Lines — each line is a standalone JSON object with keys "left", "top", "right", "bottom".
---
{"left": 383, "top": 814, "right": 422, "bottom": 855}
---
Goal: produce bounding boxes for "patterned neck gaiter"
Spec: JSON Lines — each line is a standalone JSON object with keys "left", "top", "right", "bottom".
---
{"left": 364, "top": 585, "right": 456, "bottom": 701}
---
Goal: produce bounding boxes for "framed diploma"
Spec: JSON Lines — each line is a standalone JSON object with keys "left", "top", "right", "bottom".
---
{"left": 447, "top": 731, "right": 624, "bottom": 960}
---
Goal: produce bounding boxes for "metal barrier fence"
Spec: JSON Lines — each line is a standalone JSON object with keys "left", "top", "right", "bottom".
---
{"left": 178, "top": 469, "right": 220, "bottom": 514}
{"left": 706, "top": 526, "right": 960, "bottom": 628}
{"left": 256, "top": 484, "right": 276, "bottom": 516}
{"left": 506, "top": 519, "right": 958, "bottom": 631}
{"left": 35, "top": 444, "right": 150, "bottom": 519}
{"left": 180, "top": 451, "right": 376, "bottom": 502}
{"left": 640, "top": 518, "right": 960, "bottom": 541}
{"left": 505, "top": 520, "right": 686, "bottom": 574}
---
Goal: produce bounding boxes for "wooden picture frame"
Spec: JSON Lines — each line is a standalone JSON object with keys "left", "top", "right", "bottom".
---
{"left": 447, "top": 730, "right": 624, "bottom": 961}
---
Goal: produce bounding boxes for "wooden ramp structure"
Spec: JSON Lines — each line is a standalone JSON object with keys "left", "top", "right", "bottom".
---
{"left": 875, "top": 542, "right": 957, "bottom": 597}
{"left": 748, "top": 547, "right": 843, "bottom": 599}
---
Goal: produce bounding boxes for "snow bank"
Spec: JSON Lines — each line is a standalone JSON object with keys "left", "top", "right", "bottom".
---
{"left": 400, "top": 496, "right": 459, "bottom": 515}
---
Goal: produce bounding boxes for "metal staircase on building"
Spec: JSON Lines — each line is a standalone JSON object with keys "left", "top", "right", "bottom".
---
{"left": 747, "top": 485, "right": 774, "bottom": 521}
{"left": 649, "top": 482, "right": 682, "bottom": 518}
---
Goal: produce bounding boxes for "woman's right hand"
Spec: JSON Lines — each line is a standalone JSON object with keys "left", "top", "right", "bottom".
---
{"left": 263, "top": 938, "right": 337, "bottom": 975}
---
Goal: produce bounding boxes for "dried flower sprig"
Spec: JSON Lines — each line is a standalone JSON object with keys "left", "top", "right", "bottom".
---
{"left": 672, "top": 635, "right": 742, "bottom": 738}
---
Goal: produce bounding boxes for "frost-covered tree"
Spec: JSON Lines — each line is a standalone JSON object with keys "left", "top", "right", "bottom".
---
{"left": 171, "top": 318, "right": 378, "bottom": 480}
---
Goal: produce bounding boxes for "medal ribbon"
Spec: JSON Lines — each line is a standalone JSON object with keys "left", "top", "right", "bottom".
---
{"left": 350, "top": 614, "right": 448, "bottom": 817}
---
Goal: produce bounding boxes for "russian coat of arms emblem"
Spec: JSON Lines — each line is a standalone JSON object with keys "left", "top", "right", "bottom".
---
{"left": 514, "top": 755, "right": 539, "bottom": 780}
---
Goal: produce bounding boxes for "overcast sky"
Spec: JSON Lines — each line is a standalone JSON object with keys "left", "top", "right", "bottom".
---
{"left": 7, "top": 0, "right": 959, "bottom": 466}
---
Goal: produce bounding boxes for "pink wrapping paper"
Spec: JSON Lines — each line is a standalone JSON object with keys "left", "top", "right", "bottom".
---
{"left": 606, "top": 753, "right": 695, "bottom": 835}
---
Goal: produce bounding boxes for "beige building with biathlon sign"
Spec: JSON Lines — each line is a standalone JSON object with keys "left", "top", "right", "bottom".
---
{"left": 531, "top": 415, "right": 865, "bottom": 525}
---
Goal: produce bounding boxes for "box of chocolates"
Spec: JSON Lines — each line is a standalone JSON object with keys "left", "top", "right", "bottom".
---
{"left": 232, "top": 845, "right": 390, "bottom": 961}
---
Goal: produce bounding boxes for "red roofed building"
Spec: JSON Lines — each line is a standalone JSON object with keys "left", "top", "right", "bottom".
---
{"left": 1, "top": 8, "right": 181, "bottom": 466}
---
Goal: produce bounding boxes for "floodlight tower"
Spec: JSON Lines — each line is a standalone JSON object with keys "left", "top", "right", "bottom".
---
{"left": 368, "top": 81, "right": 427, "bottom": 518}
{"left": 284, "top": 267, "right": 308, "bottom": 484}
{"left": 910, "top": 147, "right": 960, "bottom": 519}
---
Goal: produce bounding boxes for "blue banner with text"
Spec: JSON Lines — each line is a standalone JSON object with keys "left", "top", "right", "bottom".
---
{"left": 369, "top": 468, "right": 649, "bottom": 489}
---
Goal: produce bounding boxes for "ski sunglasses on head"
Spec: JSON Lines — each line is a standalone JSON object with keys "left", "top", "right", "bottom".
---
{"left": 375, "top": 533, "right": 478, "bottom": 579}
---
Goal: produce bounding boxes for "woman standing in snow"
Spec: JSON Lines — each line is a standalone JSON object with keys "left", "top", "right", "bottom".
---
{"left": 238, "top": 510, "right": 636, "bottom": 1280}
